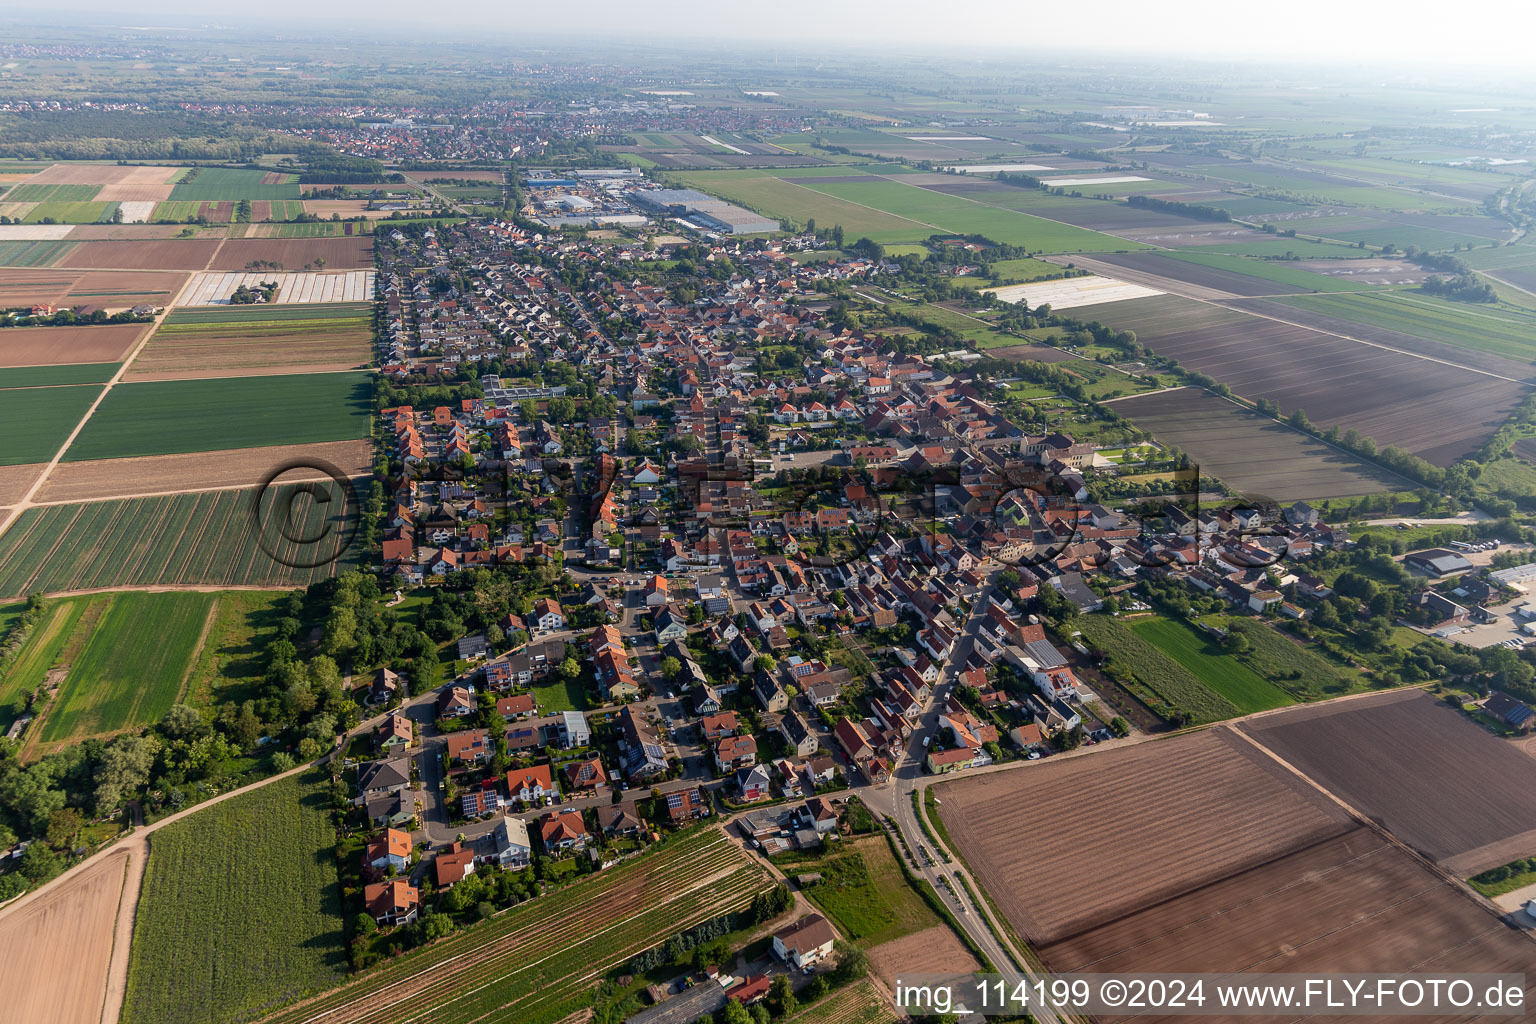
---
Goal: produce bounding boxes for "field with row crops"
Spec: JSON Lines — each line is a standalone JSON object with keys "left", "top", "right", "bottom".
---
{"left": 122, "top": 770, "right": 348, "bottom": 1024}
{"left": 0, "top": 482, "right": 360, "bottom": 599}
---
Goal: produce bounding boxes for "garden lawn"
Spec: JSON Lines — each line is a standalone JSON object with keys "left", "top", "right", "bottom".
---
{"left": 788, "top": 835, "right": 940, "bottom": 948}
{"left": 121, "top": 770, "right": 348, "bottom": 1024}
{"left": 64, "top": 371, "right": 372, "bottom": 460}
{"left": 1128, "top": 616, "right": 1293, "bottom": 713}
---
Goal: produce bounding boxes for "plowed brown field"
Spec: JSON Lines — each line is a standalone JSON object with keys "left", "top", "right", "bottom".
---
{"left": 60, "top": 239, "right": 222, "bottom": 271}
{"left": 1241, "top": 689, "right": 1536, "bottom": 874}
{"left": 0, "top": 323, "right": 148, "bottom": 366}
{"left": 936, "top": 730, "right": 1353, "bottom": 944}
{"left": 0, "top": 847, "right": 136, "bottom": 1024}
{"left": 209, "top": 237, "right": 372, "bottom": 271}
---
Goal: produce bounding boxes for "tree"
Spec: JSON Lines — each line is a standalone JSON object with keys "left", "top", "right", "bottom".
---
{"left": 159, "top": 703, "right": 208, "bottom": 740}
{"left": 558, "top": 657, "right": 581, "bottom": 680}
{"left": 720, "top": 999, "right": 753, "bottom": 1024}
{"left": 661, "top": 656, "right": 682, "bottom": 681}
{"left": 769, "top": 974, "right": 797, "bottom": 1017}
{"left": 18, "top": 842, "right": 61, "bottom": 884}
{"left": 45, "top": 807, "right": 84, "bottom": 848}
{"left": 93, "top": 734, "right": 160, "bottom": 815}
{"left": 754, "top": 654, "right": 776, "bottom": 674}
{"left": 353, "top": 912, "right": 378, "bottom": 937}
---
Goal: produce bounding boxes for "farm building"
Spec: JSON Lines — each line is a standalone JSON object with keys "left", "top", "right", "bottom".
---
{"left": 1403, "top": 549, "right": 1473, "bottom": 578}
{"left": 1485, "top": 692, "right": 1535, "bottom": 732}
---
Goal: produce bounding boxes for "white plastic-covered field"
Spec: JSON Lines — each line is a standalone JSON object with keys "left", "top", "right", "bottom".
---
{"left": 115, "top": 201, "right": 158, "bottom": 223}
{"left": 988, "top": 275, "right": 1164, "bottom": 310}
{"left": 0, "top": 224, "right": 73, "bottom": 240}
{"left": 1040, "top": 175, "right": 1153, "bottom": 187}
{"left": 941, "top": 163, "right": 1054, "bottom": 173}
{"left": 174, "top": 270, "right": 375, "bottom": 306}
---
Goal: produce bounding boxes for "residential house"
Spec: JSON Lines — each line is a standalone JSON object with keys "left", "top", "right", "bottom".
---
{"left": 599, "top": 802, "right": 645, "bottom": 837}
{"left": 445, "top": 729, "right": 493, "bottom": 766}
{"left": 666, "top": 785, "right": 710, "bottom": 823}
{"left": 357, "top": 758, "right": 412, "bottom": 798}
{"left": 377, "top": 713, "right": 413, "bottom": 752}
{"left": 735, "top": 763, "right": 773, "bottom": 802}
{"left": 564, "top": 756, "right": 608, "bottom": 792}
{"left": 438, "top": 686, "right": 476, "bottom": 720}
{"left": 366, "top": 828, "right": 411, "bottom": 872}
{"left": 540, "top": 809, "right": 591, "bottom": 852}
{"left": 506, "top": 765, "right": 557, "bottom": 804}
{"left": 364, "top": 878, "right": 419, "bottom": 927}
{"left": 493, "top": 815, "right": 533, "bottom": 868}
{"left": 715, "top": 734, "right": 759, "bottom": 773}
{"left": 434, "top": 842, "right": 476, "bottom": 888}
{"left": 772, "top": 915, "right": 837, "bottom": 969}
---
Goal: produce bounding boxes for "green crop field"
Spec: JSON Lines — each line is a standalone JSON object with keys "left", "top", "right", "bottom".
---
{"left": 672, "top": 172, "right": 924, "bottom": 243}
{"left": 1159, "top": 250, "right": 1375, "bottom": 292}
{"left": 266, "top": 220, "right": 366, "bottom": 237}
{"left": 0, "top": 362, "right": 117, "bottom": 388}
{"left": 64, "top": 370, "right": 372, "bottom": 461}
{"left": 0, "top": 239, "right": 75, "bottom": 266}
{"left": 1456, "top": 244, "right": 1536, "bottom": 272}
{"left": 258, "top": 828, "right": 772, "bottom": 1024}
{"left": 149, "top": 201, "right": 203, "bottom": 221}
{"left": 1072, "top": 614, "right": 1239, "bottom": 724}
{"left": 1273, "top": 289, "right": 1536, "bottom": 361}
{"left": 3, "top": 182, "right": 101, "bottom": 203}
{"left": 169, "top": 168, "right": 300, "bottom": 202}
{"left": 0, "top": 384, "right": 101, "bottom": 465}
{"left": 17, "top": 592, "right": 213, "bottom": 752}
{"left": 122, "top": 770, "right": 348, "bottom": 1024}
{"left": 798, "top": 178, "right": 1148, "bottom": 251}
{"left": 269, "top": 199, "right": 307, "bottom": 220}
{"left": 22, "top": 201, "right": 116, "bottom": 223}
{"left": 0, "top": 482, "right": 361, "bottom": 599}
{"left": 1128, "top": 616, "right": 1294, "bottom": 714}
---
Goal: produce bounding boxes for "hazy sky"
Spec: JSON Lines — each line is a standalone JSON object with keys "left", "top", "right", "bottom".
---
{"left": 30, "top": 0, "right": 1536, "bottom": 69}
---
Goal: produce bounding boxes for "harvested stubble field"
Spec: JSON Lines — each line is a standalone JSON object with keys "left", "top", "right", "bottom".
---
{"left": 1240, "top": 688, "right": 1536, "bottom": 875}
{"left": 1108, "top": 387, "right": 1403, "bottom": 500}
{"left": 937, "top": 728, "right": 1536, "bottom": 1023}
{"left": 28, "top": 163, "right": 182, "bottom": 186}
{"left": 21, "top": 591, "right": 215, "bottom": 755}
{"left": 128, "top": 303, "right": 372, "bottom": 379}
{"left": 36, "top": 439, "right": 373, "bottom": 503}
{"left": 1072, "top": 294, "right": 1528, "bottom": 466}
{"left": 0, "top": 464, "right": 45, "bottom": 505}
{"left": 867, "top": 924, "right": 979, "bottom": 984}
{"left": 65, "top": 371, "right": 373, "bottom": 461}
{"left": 59, "top": 239, "right": 222, "bottom": 271}
{"left": 0, "top": 481, "right": 361, "bottom": 599}
{"left": 0, "top": 846, "right": 135, "bottom": 1024}
{"left": 256, "top": 828, "right": 772, "bottom": 1024}
{"left": 123, "top": 771, "right": 348, "bottom": 1024}
{"left": 208, "top": 236, "right": 373, "bottom": 271}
